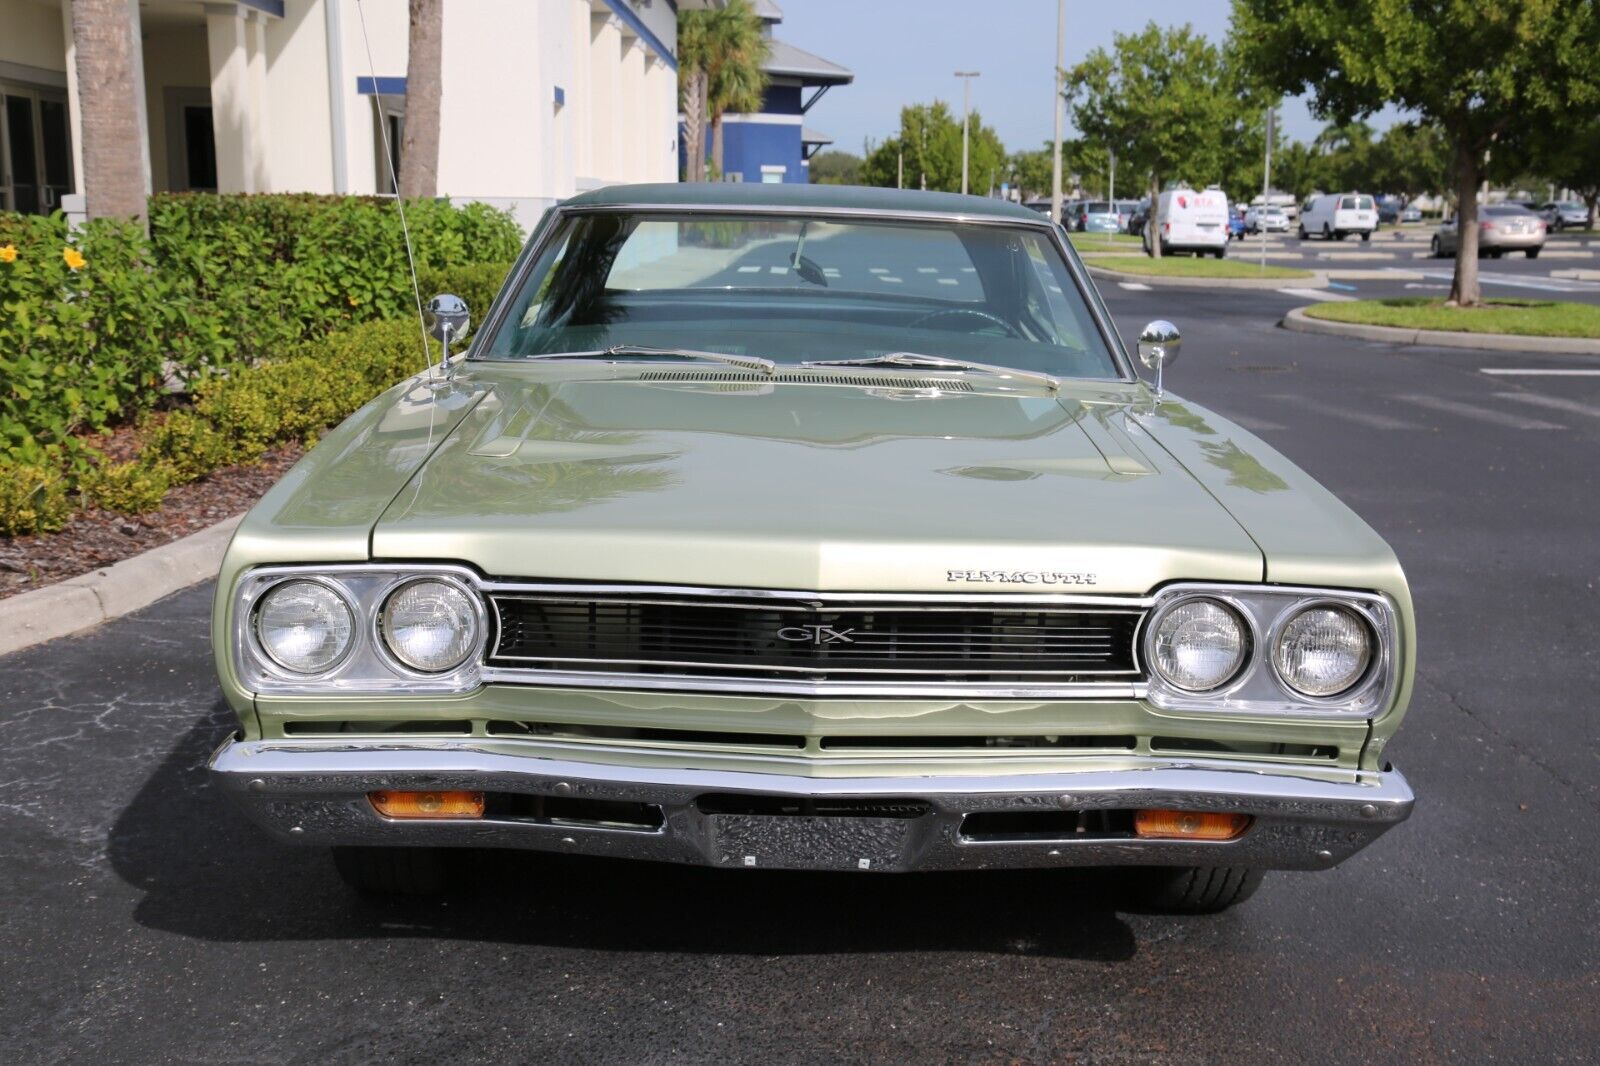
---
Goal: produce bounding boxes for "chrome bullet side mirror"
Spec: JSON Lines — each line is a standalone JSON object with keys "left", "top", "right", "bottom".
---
{"left": 426, "top": 293, "right": 471, "bottom": 353}
{"left": 1137, "top": 319, "right": 1181, "bottom": 397}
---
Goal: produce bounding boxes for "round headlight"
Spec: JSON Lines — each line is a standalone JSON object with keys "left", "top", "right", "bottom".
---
{"left": 256, "top": 580, "right": 354, "bottom": 674}
{"left": 379, "top": 580, "right": 480, "bottom": 673}
{"left": 1273, "top": 605, "right": 1372, "bottom": 697}
{"left": 1150, "top": 598, "right": 1247, "bottom": 692}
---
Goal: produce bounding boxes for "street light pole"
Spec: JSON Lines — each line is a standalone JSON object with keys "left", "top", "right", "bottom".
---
{"left": 1051, "top": 0, "right": 1064, "bottom": 223}
{"left": 955, "top": 70, "right": 980, "bottom": 195}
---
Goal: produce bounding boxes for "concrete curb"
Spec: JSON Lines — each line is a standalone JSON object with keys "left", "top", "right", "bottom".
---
{"left": 0, "top": 515, "right": 241, "bottom": 658}
{"left": 1281, "top": 305, "right": 1600, "bottom": 354}
{"left": 1087, "top": 264, "right": 1327, "bottom": 290}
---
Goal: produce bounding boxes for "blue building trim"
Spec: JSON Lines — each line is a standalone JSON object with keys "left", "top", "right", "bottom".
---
{"left": 600, "top": 0, "right": 677, "bottom": 71}
{"left": 553, "top": 85, "right": 566, "bottom": 107}
{"left": 356, "top": 76, "right": 406, "bottom": 96}
{"left": 237, "top": 0, "right": 284, "bottom": 17}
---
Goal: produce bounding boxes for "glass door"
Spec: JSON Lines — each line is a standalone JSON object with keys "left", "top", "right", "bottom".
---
{"left": 0, "top": 85, "right": 74, "bottom": 215}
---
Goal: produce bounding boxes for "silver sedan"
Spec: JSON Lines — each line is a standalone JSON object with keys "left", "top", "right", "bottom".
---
{"left": 1432, "top": 205, "right": 1546, "bottom": 259}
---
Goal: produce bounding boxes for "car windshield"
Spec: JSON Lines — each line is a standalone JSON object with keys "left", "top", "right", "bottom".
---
{"left": 1486, "top": 205, "right": 1533, "bottom": 217}
{"left": 1085, "top": 202, "right": 1113, "bottom": 213}
{"left": 480, "top": 211, "right": 1122, "bottom": 380}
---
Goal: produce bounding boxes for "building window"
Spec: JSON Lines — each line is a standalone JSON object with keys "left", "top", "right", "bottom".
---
{"left": 163, "top": 88, "right": 217, "bottom": 193}
{"left": 371, "top": 95, "right": 404, "bottom": 194}
{"left": 0, "top": 81, "right": 73, "bottom": 214}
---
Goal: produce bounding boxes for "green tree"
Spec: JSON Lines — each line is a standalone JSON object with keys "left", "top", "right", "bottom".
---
{"left": 1065, "top": 23, "right": 1252, "bottom": 256}
{"left": 1009, "top": 145, "right": 1054, "bottom": 200}
{"left": 1272, "top": 139, "right": 1324, "bottom": 202}
{"left": 1312, "top": 120, "right": 1378, "bottom": 192}
{"left": 809, "top": 150, "right": 862, "bottom": 185}
{"left": 1370, "top": 123, "right": 1452, "bottom": 206}
{"left": 678, "top": 0, "right": 770, "bottom": 181}
{"left": 860, "top": 102, "right": 1006, "bottom": 193}
{"left": 1231, "top": 0, "right": 1600, "bottom": 306}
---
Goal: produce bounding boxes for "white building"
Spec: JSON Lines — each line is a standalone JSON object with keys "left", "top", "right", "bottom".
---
{"left": 0, "top": 0, "right": 687, "bottom": 229}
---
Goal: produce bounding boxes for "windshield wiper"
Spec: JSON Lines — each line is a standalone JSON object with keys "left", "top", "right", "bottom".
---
{"left": 800, "top": 352, "right": 1058, "bottom": 392}
{"left": 529, "top": 345, "right": 776, "bottom": 375}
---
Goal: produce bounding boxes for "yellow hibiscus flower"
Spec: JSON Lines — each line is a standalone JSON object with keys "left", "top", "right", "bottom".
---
{"left": 63, "top": 247, "right": 86, "bottom": 271}
{"left": 0, "top": 244, "right": 16, "bottom": 263}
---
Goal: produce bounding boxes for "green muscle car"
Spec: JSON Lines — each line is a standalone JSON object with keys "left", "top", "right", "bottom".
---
{"left": 210, "top": 184, "right": 1414, "bottom": 912}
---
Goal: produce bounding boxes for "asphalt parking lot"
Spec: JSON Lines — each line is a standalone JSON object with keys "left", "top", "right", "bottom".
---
{"left": 4, "top": 285, "right": 1598, "bottom": 1063}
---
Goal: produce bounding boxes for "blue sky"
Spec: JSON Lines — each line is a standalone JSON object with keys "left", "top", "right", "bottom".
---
{"left": 775, "top": 0, "right": 1408, "bottom": 157}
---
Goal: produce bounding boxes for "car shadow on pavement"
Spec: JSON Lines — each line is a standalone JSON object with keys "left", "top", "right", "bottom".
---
{"left": 109, "top": 709, "right": 1139, "bottom": 961}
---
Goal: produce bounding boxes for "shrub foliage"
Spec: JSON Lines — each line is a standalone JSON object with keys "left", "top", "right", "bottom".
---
{"left": 0, "top": 193, "right": 520, "bottom": 535}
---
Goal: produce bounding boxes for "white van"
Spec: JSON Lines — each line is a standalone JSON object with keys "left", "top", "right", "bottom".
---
{"left": 1141, "top": 188, "right": 1230, "bottom": 258}
{"left": 1298, "top": 193, "right": 1378, "bottom": 241}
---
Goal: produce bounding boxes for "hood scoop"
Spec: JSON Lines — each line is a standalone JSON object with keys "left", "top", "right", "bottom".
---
{"left": 635, "top": 369, "right": 974, "bottom": 391}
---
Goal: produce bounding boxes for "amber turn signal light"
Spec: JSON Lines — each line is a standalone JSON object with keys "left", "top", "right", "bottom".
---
{"left": 1134, "top": 809, "right": 1250, "bottom": 841}
{"left": 369, "top": 790, "right": 485, "bottom": 819}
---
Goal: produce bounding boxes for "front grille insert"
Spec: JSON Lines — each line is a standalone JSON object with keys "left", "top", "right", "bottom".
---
{"left": 487, "top": 591, "right": 1144, "bottom": 688}
{"left": 486, "top": 720, "right": 805, "bottom": 750}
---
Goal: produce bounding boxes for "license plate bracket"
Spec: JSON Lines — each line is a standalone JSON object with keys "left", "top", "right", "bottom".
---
{"left": 708, "top": 814, "right": 914, "bottom": 871}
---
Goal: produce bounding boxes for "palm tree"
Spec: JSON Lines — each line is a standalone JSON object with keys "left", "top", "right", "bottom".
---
{"left": 679, "top": 0, "right": 769, "bottom": 181}
{"left": 677, "top": 14, "right": 709, "bottom": 181}
{"left": 397, "top": 0, "right": 442, "bottom": 199}
{"left": 70, "top": 0, "right": 147, "bottom": 220}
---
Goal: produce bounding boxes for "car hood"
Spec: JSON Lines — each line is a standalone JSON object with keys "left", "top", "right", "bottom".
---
{"left": 367, "top": 366, "right": 1264, "bottom": 593}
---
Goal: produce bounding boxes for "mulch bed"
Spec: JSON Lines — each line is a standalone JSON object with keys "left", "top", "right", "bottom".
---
{"left": 0, "top": 443, "right": 303, "bottom": 601}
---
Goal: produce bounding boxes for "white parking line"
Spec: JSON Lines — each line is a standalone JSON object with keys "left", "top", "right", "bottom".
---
{"left": 1118, "top": 282, "right": 1152, "bottom": 291}
{"left": 1480, "top": 368, "right": 1600, "bottom": 376}
{"left": 1397, "top": 393, "right": 1564, "bottom": 430}
{"left": 1278, "top": 287, "right": 1354, "bottom": 301}
{"left": 736, "top": 265, "right": 761, "bottom": 273}
{"left": 916, "top": 267, "right": 939, "bottom": 274}
{"left": 937, "top": 278, "right": 959, "bottom": 286}
{"left": 1495, "top": 391, "right": 1600, "bottom": 419}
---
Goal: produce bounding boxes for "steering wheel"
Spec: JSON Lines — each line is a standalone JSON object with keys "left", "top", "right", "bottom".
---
{"left": 907, "top": 307, "right": 1019, "bottom": 337}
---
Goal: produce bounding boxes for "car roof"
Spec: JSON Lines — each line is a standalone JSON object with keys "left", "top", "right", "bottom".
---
{"left": 562, "top": 182, "right": 1049, "bottom": 223}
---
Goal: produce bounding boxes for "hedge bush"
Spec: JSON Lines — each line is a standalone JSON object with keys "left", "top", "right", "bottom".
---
{"left": 1, "top": 195, "right": 520, "bottom": 460}
{"left": 0, "top": 213, "right": 226, "bottom": 460}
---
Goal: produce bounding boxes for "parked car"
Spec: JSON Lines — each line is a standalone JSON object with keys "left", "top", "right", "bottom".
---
{"left": 1539, "top": 201, "right": 1590, "bottom": 230}
{"left": 1377, "top": 200, "right": 1400, "bottom": 225}
{"left": 1432, "top": 203, "right": 1546, "bottom": 258}
{"left": 1298, "top": 193, "right": 1378, "bottom": 241}
{"left": 1244, "top": 205, "right": 1289, "bottom": 233}
{"left": 1114, "top": 199, "right": 1140, "bottom": 233}
{"left": 209, "top": 184, "right": 1417, "bottom": 912}
{"left": 1078, "top": 201, "right": 1122, "bottom": 234}
{"left": 1227, "top": 209, "right": 1247, "bottom": 240}
{"left": 1128, "top": 200, "right": 1151, "bottom": 237}
{"left": 1400, "top": 205, "right": 1423, "bottom": 223}
{"left": 1142, "top": 188, "right": 1230, "bottom": 257}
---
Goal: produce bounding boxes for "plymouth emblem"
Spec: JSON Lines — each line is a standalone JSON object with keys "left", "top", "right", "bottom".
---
{"left": 777, "top": 624, "right": 855, "bottom": 644}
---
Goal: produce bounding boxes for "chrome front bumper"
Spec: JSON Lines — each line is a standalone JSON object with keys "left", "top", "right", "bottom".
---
{"left": 210, "top": 739, "right": 1414, "bottom": 874}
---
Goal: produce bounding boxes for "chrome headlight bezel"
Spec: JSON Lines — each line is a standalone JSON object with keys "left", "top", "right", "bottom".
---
{"left": 1140, "top": 583, "right": 1398, "bottom": 718}
{"left": 234, "top": 564, "right": 489, "bottom": 695}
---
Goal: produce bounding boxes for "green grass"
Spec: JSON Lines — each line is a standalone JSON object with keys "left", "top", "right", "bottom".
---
{"left": 1303, "top": 297, "right": 1600, "bottom": 339}
{"left": 1067, "top": 232, "right": 1141, "bottom": 253}
{"left": 1090, "top": 254, "right": 1314, "bottom": 279}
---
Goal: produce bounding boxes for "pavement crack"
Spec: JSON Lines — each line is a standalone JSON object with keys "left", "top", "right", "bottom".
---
{"left": 1415, "top": 670, "right": 1599, "bottom": 815}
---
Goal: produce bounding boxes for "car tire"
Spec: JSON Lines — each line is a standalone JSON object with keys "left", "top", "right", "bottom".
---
{"left": 1361, "top": 231, "right": 1371, "bottom": 243}
{"left": 1297, "top": 225, "right": 1307, "bottom": 240}
{"left": 332, "top": 846, "right": 453, "bottom": 895}
{"left": 1322, "top": 224, "right": 1331, "bottom": 240}
{"left": 1430, "top": 236, "right": 1441, "bottom": 258}
{"left": 1215, "top": 246, "right": 1226, "bottom": 260}
{"left": 1527, "top": 248, "right": 1540, "bottom": 259}
{"left": 1129, "top": 865, "right": 1266, "bottom": 914}
{"left": 1489, "top": 249, "right": 1504, "bottom": 259}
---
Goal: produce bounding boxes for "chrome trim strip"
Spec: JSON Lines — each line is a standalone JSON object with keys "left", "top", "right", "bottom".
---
{"left": 481, "top": 580, "right": 1154, "bottom": 608}
{"left": 478, "top": 667, "right": 1146, "bottom": 698}
{"left": 211, "top": 739, "right": 1415, "bottom": 873}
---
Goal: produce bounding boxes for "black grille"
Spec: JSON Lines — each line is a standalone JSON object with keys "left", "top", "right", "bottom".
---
{"left": 487, "top": 593, "right": 1143, "bottom": 685}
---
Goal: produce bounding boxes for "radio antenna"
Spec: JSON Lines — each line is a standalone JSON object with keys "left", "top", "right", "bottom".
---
{"left": 353, "top": 0, "right": 434, "bottom": 381}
